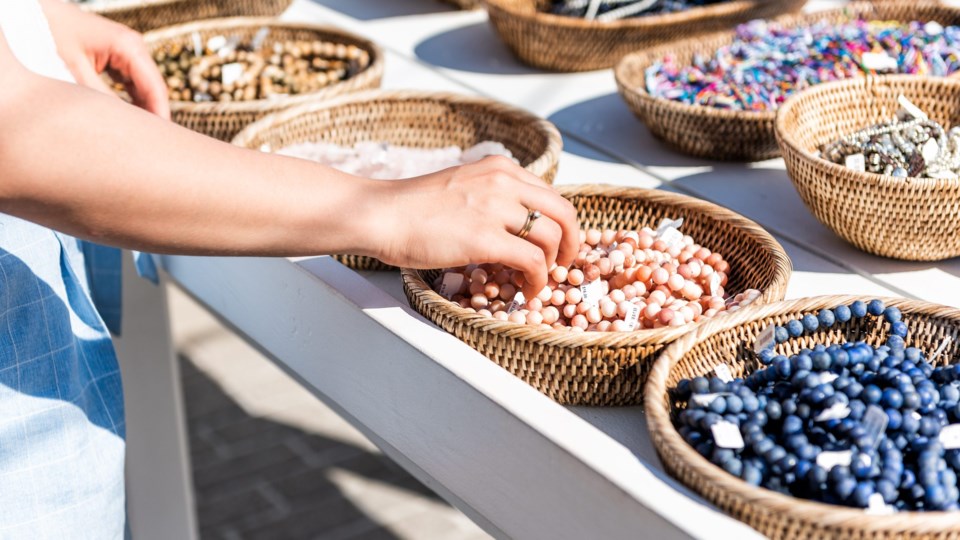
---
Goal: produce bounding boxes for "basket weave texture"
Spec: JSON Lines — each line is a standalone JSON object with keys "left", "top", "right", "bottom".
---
{"left": 232, "top": 90, "right": 563, "bottom": 271}
{"left": 144, "top": 17, "right": 383, "bottom": 142}
{"left": 82, "top": 0, "right": 292, "bottom": 33}
{"left": 776, "top": 75, "right": 960, "bottom": 262}
{"left": 441, "top": 0, "right": 482, "bottom": 9}
{"left": 401, "top": 185, "right": 792, "bottom": 406}
{"left": 646, "top": 295, "right": 960, "bottom": 539}
{"left": 615, "top": 1, "right": 960, "bottom": 161}
{"left": 483, "top": 0, "right": 805, "bottom": 73}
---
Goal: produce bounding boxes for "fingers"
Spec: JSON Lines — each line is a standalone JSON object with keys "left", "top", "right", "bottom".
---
{"left": 487, "top": 233, "right": 549, "bottom": 300}
{"left": 71, "top": 57, "right": 114, "bottom": 96}
{"left": 109, "top": 33, "right": 170, "bottom": 119}
{"left": 506, "top": 203, "right": 561, "bottom": 270}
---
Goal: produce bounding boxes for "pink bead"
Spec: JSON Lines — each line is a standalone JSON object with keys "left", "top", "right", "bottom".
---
{"left": 600, "top": 300, "right": 618, "bottom": 319}
{"left": 649, "top": 289, "right": 667, "bottom": 306}
{"left": 644, "top": 303, "right": 661, "bottom": 320}
{"left": 471, "top": 294, "right": 489, "bottom": 310}
{"left": 477, "top": 309, "right": 492, "bottom": 318}
{"left": 565, "top": 287, "right": 582, "bottom": 305}
{"left": 638, "top": 232, "right": 654, "bottom": 249}
{"left": 576, "top": 302, "right": 591, "bottom": 315}
{"left": 659, "top": 308, "right": 675, "bottom": 325}
{"left": 470, "top": 268, "right": 488, "bottom": 285}
{"left": 499, "top": 283, "right": 517, "bottom": 301}
{"left": 567, "top": 269, "right": 584, "bottom": 286}
{"left": 597, "top": 258, "right": 613, "bottom": 276}
{"left": 632, "top": 281, "right": 648, "bottom": 297}
{"left": 458, "top": 298, "right": 471, "bottom": 309}
{"left": 571, "top": 314, "right": 589, "bottom": 329}
{"left": 537, "top": 286, "right": 552, "bottom": 303}
{"left": 597, "top": 320, "right": 612, "bottom": 332}
{"left": 490, "top": 300, "right": 506, "bottom": 312}
{"left": 562, "top": 304, "right": 577, "bottom": 319}
{"left": 695, "top": 247, "right": 712, "bottom": 261}
{"left": 669, "top": 316, "right": 686, "bottom": 327}
{"left": 527, "top": 297, "right": 543, "bottom": 312}
{"left": 612, "top": 320, "right": 629, "bottom": 332}
{"left": 667, "top": 273, "right": 685, "bottom": 292}
{"left": 494, "top": 311, "right": 509, "bottom": 321}
{"left": 635, "top": 265, "right": 653, "bottom": 283}
{"left": 652, "top": 267, "right": 669, "bottom": 285}
{"left": 508, "top": 311, "right": 526, "bottom": 324}
{"left": 542, "top": 306, "right": 560, "bottom": 324}
{"left": 551, "top": 266, "right": 568, "bottom": 284}
{"left": 495, "top": 270, "right": 511, "bottom": 285}
{"left": 622, "top": 284, "right": 637, "bottom": 300}
{"left": 600, "top": 229, "right": 617, "bottom": 245}
{"left": 584, "top": 264, "right": 601, "bottom": 283}
{"left": 586, "top": 307, "right": 602, "bottom": 324}
{"left": 678, "top": 306, "right": 694, "bottom": 323}
{"left": 687, "top": 261, "right": 701, "bottom": 278}
{"left": 585, "top": 229, "right": 602, "bottom": 246}
{"left": 609, "top": 250, "right": 625, "bottom": 268}
{"left": 469, "top": 280, "right": 485, "bottom": 296}
{"left": 682, "top": 282, "right": 703, "bottom": 301}
{"left": 609, "top": 289, "right": 626, "bottom": 303}
{"left": 677, "top": 264, "right": 693, "bottom": 279}
{"left": 484, "top": 282, "right": 500, "bottom": 299}
{"left": 526, "top": 311, "right": 544, "bottom": 325}
{"left": 551, "top": 289, "right": 566, "bottom": 306}
{"left": 618, "top": 300, "right": 632, "bottom": 318}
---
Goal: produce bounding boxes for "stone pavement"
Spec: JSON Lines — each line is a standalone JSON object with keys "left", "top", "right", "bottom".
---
{"left": 168, "top": 285, "right": 490, "bottom": 540}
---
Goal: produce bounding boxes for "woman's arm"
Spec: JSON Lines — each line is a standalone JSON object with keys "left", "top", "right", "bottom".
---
{"left": 0, "top": 25, "right": 577, "bottom": 298}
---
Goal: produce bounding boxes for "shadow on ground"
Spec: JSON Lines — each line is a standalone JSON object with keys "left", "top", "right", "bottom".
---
{"left": 414, "top": 21, "right": 538, "bottom": 75}
{"left": 180, "top": 357, "right": 445, "bottom": 540}
{"left": 306, "top": 0, "right": 455, "bottom": 20}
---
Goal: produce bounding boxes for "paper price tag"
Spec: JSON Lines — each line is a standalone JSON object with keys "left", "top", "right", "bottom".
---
{"left": 711, "top": 421, "right": 745, "bottom": 449}
{"left": 580, "top": 280, "right": 604, "bottom": 308}
{"left": 820, "top": 373, "right": 839, "bottom": 385}
{"left": 708, "top": 273, "right": 722, "bottom": 297}
{"left": 656, "top": 217, "right": 684, "bottom": 234}
{"left": 897, "top": 94, "right": 929, "bottom": 121}
{"left": 844, "top": 153, "right": 866, "bottom": 172}
{"left": 940, "top": 424, "right": 960, "bottom": 449}
{"left": 691, "top": 392, "right": 730, "bottom": 406}
{"left": 863, "top": 405, "right": 889, "bottom": 451}
{"left": 922, "top": 139, "right": 941, "bottom": 164}
{"left": 221, "top": 63, "right": 244, "bottom": 86}
{"left": 624, "top": 304, "right": 641, "bottom": 330}
{"left": 659, "top": 227, "right": 684, "bottom": 249}
{"left": 814, "top": 401, "right": 850, "bottom": 422}
{"left": 816, "top": 450, "right": 853, "bottom": 470}
{"left": 206, "top": 35, "right": 227, "bottom": 53}
{"left": 754, "top": 324, "right": 776, "bottom": 354}
{"left": 506, "top": 292, "right": 526, "bottom": 314}
{"left": 438, "top": 272, "right": 465, "bottom": 300}
{"left": 191, "top": 31, "right": 204, "bottom": 56}
{"left": 862, "top": 52, "right": 898, "bottom": 71}
{"left": 931, "top": 335, "right": 953, "bottom": 363}
{"left": 866, "top": 493, "right": 896, "bottom": 515}
{"left": 714, "top": 364, "right": 734, "bottom": 383}
{"left": 251, "top": 27, "right": 270, "bottom": 50}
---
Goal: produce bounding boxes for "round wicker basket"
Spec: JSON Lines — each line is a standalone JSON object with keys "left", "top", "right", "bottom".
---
{"left": 646, "top": 295, "right": 960, "bottom": 539}
{"left": 441, "top": 0, "right": 482, "bottom": 9}
{"left": 143, "top": 17, "right": 384, "bottom": 142}
{"left": 482, "top": 0, "right": 804, "bottom": 73}
{"left": 232, "top": 90, "right": 563, "bottom": 271}
{"left": 401, "top": 185, "right": 792, "bottom": 406}
{"left": 81, "top": 0, "right": 292, "bottom": 33}
{"left": 615, "top": 1, "right": 960, "bottom": 161}
{"left": 776, "top": 76, "right": 960, "bottom": 262}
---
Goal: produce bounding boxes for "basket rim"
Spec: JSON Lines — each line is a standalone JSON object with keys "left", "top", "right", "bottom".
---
{"left": 775, "top": 74, "right": 960, "bottom": 190}
{"left": 81, "top": 0, "right": 180, "bottom": 15}
{"left": 482, "top": 0, "right": 787, "bottom": 30}
{"left": 613, "top": 1, "right": 955, "bottom": 125}
{"left": 144, "top": 17, "right": 384, "bottom": 114}
{"left": 645, "top": 295, "right": 960, "bottom": 532}
{"left": 229, "top": 88, "right": 564, "bottom": 180}
{"left": 401, "top": 184, "right": 793, "bottom": 348}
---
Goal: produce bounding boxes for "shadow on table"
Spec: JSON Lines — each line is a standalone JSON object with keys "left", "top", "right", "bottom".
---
{"left": 547, "top": 93, "right": 717, "bottom": 169}
{"left": 414, "top": 21, "right": 540, "bottom": 75}
{"left": 180, "top": 357, "right": 447, "bottom": 540}
{"left": 306, "top": 0, "right": 455, "bottom": 20}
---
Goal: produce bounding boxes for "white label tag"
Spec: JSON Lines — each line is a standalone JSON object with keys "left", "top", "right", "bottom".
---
{"left": 691, "top": 392, "right": 730, "bottom": 406}
{"left": 866, "top": 493, "right": 896, "bottom": 515}
{"left": 708, "top": 273, "right": 721, "bottom": 297}
{"left": 820, "top": 373, "right": 839, "bottom": 385}
{"left": 754, "top": 325, "right": 776, "bottom": 353}
{"left": 711, "top": 421, "right": 744, "bottom": 449}
{"left": 816, "top": 450, "right": 853, "bottom": 470}
{"left": 862, "top": 52, "right": 898, "bottom": 71}
{"left": 844, "top": 153, "right": 866, "bottom": 172}
{"left": 814, "top": 401, "right": 850, "bottom": 422}
{"left": 191, "top": 31, "right": 204, "bottom": 56}
{"left": 922, "top": 138, "right": 940, "bottom": 164}
{"left": 940, "top": 424, "right": 960, "bottom": 449}
{"left": 207, "top": 35, "right": 227, "bottom": 53}
{"left": 624, "top": 304, "right": 640, "bottom": 330}
{"left": 897, "top": 94, "right": 929, "bottom": 121}
{"left": 221, "top": 63, "right": 244, "bottom": 86}
{"left": 926, "top": 21, "right": 945, "bottom": 36}
{"left": 506, "top": 292, "right": 525, "bottom": 314}
{"left": 437, "top": 272, "right": 464, "bottom": 300}
{"left": 714, "top": 364, "right": 734, "bottom": 383}
{"left": 931, "top": 335, "right": 953, "bottom": 363}
{"left": 863, "top": 405, "right": 889, "bottom": 451}
{"left": 251, "top": 27, "right": 270, "bottom": 50}
{"left": 580, "top": 280, "right": 604, "bottom": 308}
{"left": 658, "top": 227, "right": 684, "bottom": 249}
{"left": 656, "top": 217, "right": 684, "bottom": 235}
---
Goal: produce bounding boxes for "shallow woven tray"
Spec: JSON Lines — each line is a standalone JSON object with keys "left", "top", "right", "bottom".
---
{"left": 81, "top": 0, "right": 292, "bottom": 33}
{"left": 441, "top": 0, "right": 481, "bottom": 9}
{"left": 776, "top": 76, "right": 960, "bottom": 262}
{"left": 144, "top": 17, "right": 383, "bottom": 142}
{"left": 483, "top": 0, "right": 804, "bottom": 73}
{"left": 232, "top": 90, "right": 563, "bottom": 271}
{"left": 646, "top": 296, "right": 960, "bottom": 539}
{"left": 615, "top": 1, "right": 960, "bottom": 161}
{"left": 401, "top": 185, "right": 792, "bottom": 406}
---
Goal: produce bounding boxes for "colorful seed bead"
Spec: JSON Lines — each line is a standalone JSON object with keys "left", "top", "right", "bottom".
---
{"left": 647, "top": 20, "right": 960, "bottom": 112}
{"left": 435, "top": 227, "right": 762, "bottom": 332}
{"left": 674, "top": 300, "right": 960, "bottom": 512}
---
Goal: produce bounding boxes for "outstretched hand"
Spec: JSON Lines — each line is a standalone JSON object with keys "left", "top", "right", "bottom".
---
{"left": 40, "top": 0, "right": 169, "bottom": 119}
{"left": 372, "top": 156, "right": 580, "bottom": 299}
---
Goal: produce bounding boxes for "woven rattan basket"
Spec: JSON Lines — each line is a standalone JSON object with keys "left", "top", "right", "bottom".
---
{"left": 441, "top": 0, "right": 482, "bottom": 9}
{"left": 776, "top": 76, "right": 960, "bottom": 262}
{"left": 143, "top": 18, "right": 383, "bottom": 142}
{"left": 81, "top": 0, "right": 292, "bottom": 33}
{"left": 646, "top": 296, "right": 960, "bottom": 539}
{"left": 615, "top": 1, "right": 960, "bottom": 161}
{"left": 232, "top": 90, "right": 563, "bottom": 271}
{"left": 482, "top": 0, "right": 804, "bottom": 73}
{"left": 401, "top": 185, "right": 792, "bottom": 406}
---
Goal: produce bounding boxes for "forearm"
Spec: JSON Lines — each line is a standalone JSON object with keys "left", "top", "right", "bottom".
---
{"left": 0, "top": 71, "right": 383, "bottom": 257}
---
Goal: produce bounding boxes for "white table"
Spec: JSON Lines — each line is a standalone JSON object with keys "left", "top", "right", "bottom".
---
{"left": 119, "top": 1, "right": 960, "bottom": 538}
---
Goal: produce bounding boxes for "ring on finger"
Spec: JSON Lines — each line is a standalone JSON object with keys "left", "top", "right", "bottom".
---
{"left": 517, "top": 209, "right": 541, "bottom": 240}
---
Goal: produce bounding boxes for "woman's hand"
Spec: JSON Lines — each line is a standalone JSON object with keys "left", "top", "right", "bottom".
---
{"left": 39, "top": 0, "right": 169, "bottom": 119}
{"left": 372, "top": 156, "right": 580, "bottom": 299}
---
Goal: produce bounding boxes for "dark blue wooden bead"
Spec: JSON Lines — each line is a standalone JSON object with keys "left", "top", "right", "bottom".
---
{"left": 867, "top": 300, "right": 885, "bottom": 316}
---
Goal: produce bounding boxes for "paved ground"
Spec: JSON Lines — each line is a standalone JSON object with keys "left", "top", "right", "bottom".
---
{"left": 168, "top": 285, "right": 489, "bottom": 540}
